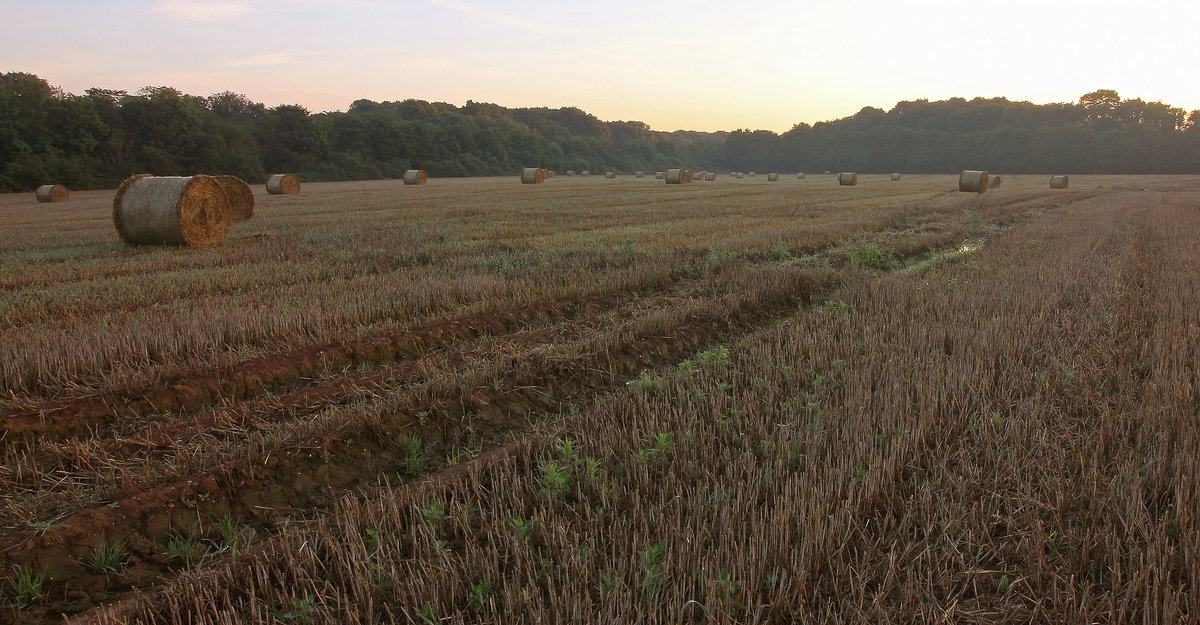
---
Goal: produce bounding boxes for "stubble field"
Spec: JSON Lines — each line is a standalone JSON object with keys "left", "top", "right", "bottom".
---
{"left": 1, "top": 173, "right": 1197, "bottom": 623}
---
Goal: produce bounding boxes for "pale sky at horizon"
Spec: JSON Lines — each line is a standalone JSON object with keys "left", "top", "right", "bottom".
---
{"left": 2, "top": 0, "right": 1197, "bottom": 133}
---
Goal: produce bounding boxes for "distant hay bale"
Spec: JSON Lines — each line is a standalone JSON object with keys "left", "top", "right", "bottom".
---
{"left": 837, "top": 172, "right": 858, "bottom": 186}
{"left": 214, "top": 175, "right": 254, "bottom": 223}
{"left": 958, "top": 170, "right": 990, "bottom": 193}
{"left": 991, "top": 175, "right": 1001, "bottom": 187}
{"left": 567, "top": 170, "right": 576, "bottom": 176}
{"left": 891, "top": 173, "right": 901, "bottom": 181}
{"left": 748, "top": 171, "right": 757, "bottom": 177}
{"left": 521, "top": 167, "right": 547, "bottom": 184}
{"left": 113, "top": 175, "right": 232, "bottom": 247}
{"left": 823, "top": 170, "right": 831, "bottom": 175}
{"left": 796, "top": 173, "right": 806, "bottom": 179}
{"left": 767, "top": 173, "right": 779, "bottom": 181}
{"left": 403, "top": 169, "right": 427, "bottom": 185}
{"left": 1050, "top": 175, "right": 1070, "bottom": 189}
{"left": 736, "top": 172, "right": 744, "bottom": 179}
{"left": 655, "top": 171, "right": 664, "bottom": 179}
{"left": 685, "top": 169, "right": 694, "bottom": 183}
{"left": 665, "top": 168, "right": 688, "bottom": 184}
{"left": 547, "top": 170, "right": 555, "bottom": 178}
{"left": 266, "top": 173, "right": 300, "bottom": 195}
{"left": 581, "top": 170, "right": 591, "bottom": 177}
{"left": 35, "top": 184, "right": 69, "bottom": 203}
{"left": 635, "top": 171, "right": 645, "bottom": 178}
{"left": 605, "top": 171, "right": 616, "bottom": 179}
{"left": 704, "top": 172, "right": 716, "bottom": 181}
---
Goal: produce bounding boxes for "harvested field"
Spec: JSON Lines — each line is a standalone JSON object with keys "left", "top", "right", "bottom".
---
{"left": 1, "top": 174, "right": 1198, "bottom": 623}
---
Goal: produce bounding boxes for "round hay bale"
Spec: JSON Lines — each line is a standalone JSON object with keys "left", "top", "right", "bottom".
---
{"left": 113, "top": 175, "right": 232, "bottom": 247}
{"left": 521, "top": 167, "right": 547, "bottom": 184}
{"left": 266, "top": 173, "right": 300, "bottom": 195}
{"left": 567, "top": 170, "right": 576, "bottom": 176}
{"left": 35, "top": 184, "right": 69, "bottom": 203}
{"left": 214, "top": 175, "right": 254, "bottom": 223}
{"left": 748, "top": 171, "right": 757, "bottom": 177}
{"left": 1050, "top": 175, "right": 1069, "bottom": 189}
{"left": 736, "top": 172, "right": 744, "bottom": 179}
{"left": 704, "top": 172, "right": 716, "bottom": 182}
{"left": 823, "top": 170, "right": 831, "bottom": 175}
{"left": 547, "top": 170, "right": 555, "bottom": 178}
{"left": 403, "top": 169, "right": 427, "bottom": 185}
{"left": 958, "top": 170, "right": 990, "bottom": 193}
{"left": 990, "top": 175, "right": 1001, "bottom": 187}
{"left": 605, "top": 171, "right": 616, "bottom": 179}
{"left": 891, "top": 173, "right": 901, "bottom": 181}
{"left": 685, "top": 169, "right": 694, "bottom": 183}
{"left": 837, "top": 172, "right": 858, "bottom": 186}
{"left": 655, "top": 171, "right": 664, "bottom": 179}
{"left": 796, "top": 173, "right": 806, "bottom": 179}
{"left": 665, "top": 168, "right": 688, "bottom": 184}
{"left": 767, "top": 173, "right": 779, "bottom": 181}
{"left": 635, "top": 171, "right": 645, "bottom": 178}
{"left": 581, "top": 170, "right": 591, "bottom": 177}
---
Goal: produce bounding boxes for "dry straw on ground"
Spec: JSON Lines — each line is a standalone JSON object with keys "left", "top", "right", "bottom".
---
{"left": 112, "top": 174, "right": 232, "bottom": 246}
{"left": 403, "top": 170, "right": 427, "bottom": 185}
{"left": 958, "top": 170, "right": 990, "bottom": 193}
{"left": 838, "top": 172, "right": 859, "bottom": 186}
{"left": 35, "top": 184, "right": 69, "bottom": 203}
{"left": 213, "top": 175, "right": 254, "bottom": 223}
{"left": 521, "top": 167, "right": 547, "bottom": 184}
{"left": 266, "top": 174, "right": 300, "bottom": 195}
{"left": 891, "top": 173, "right": 902, "bottom": 181}
{"left": 1051, "top": 175, "right": 1070, "bottom": 189}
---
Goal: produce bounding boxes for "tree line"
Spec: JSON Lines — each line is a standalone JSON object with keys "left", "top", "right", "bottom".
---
{"left": 2, "top": 71, "right": 1198, "bottom": 193}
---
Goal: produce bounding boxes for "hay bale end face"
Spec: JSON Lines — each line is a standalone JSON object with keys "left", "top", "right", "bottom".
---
{"left": 214, "top": 175, "right": 254, "bottom": 223}
{"left": 1050, "top": 175, "right": 1070, "bottom": 189}
{"left": 837, "top": 172, "right": 858, "bottom": 186}
{"left": 704, "top": 172, "right": 716, "bottom": 181}
{"left": 403, "top": 169, "right": 427, "bottom": 185}
{"left": 958, "top": 170, "right": 990, "bottom": 193}
{"left": 991, "top": 175, "right": 1002, "bottom": 187}
{"left": 891, "top": 173, "right": 901, "bottom": 181}
{"left": 266, "top": 173, "right": 300, "bottom": 195}
{"left": 113, "top": 175, "right": 232, "bottom": 247}
{"left": 767, "top": 173, "right": 779, "bottom": 181}
{"left": 35, "top": 184, "right": 69, "bottom": 203}
{"left": 521, "top": 167, "right": 547, "bottom": 184}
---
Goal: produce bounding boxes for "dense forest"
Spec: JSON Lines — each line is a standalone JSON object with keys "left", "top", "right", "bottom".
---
{"left": 2, "top": 70, "right": 1198, "bottom": 192}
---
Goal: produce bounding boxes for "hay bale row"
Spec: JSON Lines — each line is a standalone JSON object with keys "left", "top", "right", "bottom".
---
{"left": 404, "top": 169, "right": 427, "bottom": 185}
{"left": 958, "top": 170, "right": 989, "bottom": 193}
{"left": 767, "top": 173, "right": 779, "bottom": 181}
{"left": 266, "top": 173, "right": 300, "bottom": 195}
{"left": 35, "top": 184, "right": 69, "bottom": 203}
{"left": 1050, "top": 175, "right": 1069, "bottom": 189}
{"left": 521, "top": 167, "right": 547, "bottom": 184}
{"left": 113, "top": 174, "right": 232, "bottom": 247}
{"left": 838, "top": 172, "right": 858, "bottom": 186}
{"left": 214, "top": 175, "right": 254, "bottom": 223}
{"left": 891, "top": 173, "right": 901, "bottom": 181}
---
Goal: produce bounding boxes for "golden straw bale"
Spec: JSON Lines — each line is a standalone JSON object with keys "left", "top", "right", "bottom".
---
{"left": 403, "top": 169, "right": 427, "bottom": 185}
{"left": 665, "top": 168, "right": 688, "bottom": 184}
{"left": 704, "top": 172, "right": 716, "bottom": 181}
{"left": 35, "top": 184, "right": 69, "bottom": 203}
{"left": 214, "top": 175, "right": 254, "bottom": 223}
{"left": 796, "top": 173, "right": 806, "bottom": 179}
{"left": 605, "top": 171, "right": 616, "bottom": 179}
{"left": 113, "top": 175, "right": 232, "bottom": 246}
{"left": 837, "top": 172, "right": 858, "bottom": 186}
{"left": 266, "top": 173, "right": 300, "bottom": 194}
{"left": 891, "top": 173, "right": 901, "bottom": 181}
{"left": 767, "top": 173, "right": 779, "bottom": 181}
{"left": 1050, "top": 175, "right": 1070, "bottom": 189}
{"left": 958, "top": 170, "right": 990, "bottom": 193}
{"left": 521, "top": 167, "right": 547, "bottom": 184}
{"left": 991, "top": 175, "right": 1001, "bottom": 187}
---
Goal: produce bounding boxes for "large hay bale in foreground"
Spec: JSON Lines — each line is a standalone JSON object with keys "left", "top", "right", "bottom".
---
{"left": 665, "top": 168, "right": 689, "bottom": 184}
{"left": 704, "top": 172, "right": 716, "bottom": 181}
{"left": 838, "top": 172, "right": 858, "bottom": 186}
{"left": 403, "top": 169, "right": 427, "bottom": 185}
{"left": 958, "top": 170, "right": 990, "bottom": 193}
{"left": 214, "top": 175, "right": 254, "bottom": 223}
{"left": 113, "top": 175, "right": 232, "bottom": 246}
{"left": 1050, "top": 175, "right": 1070, "bottom": 189}
{"left": 521, "top": 167, "right": 546, "bottom": 184}
{"left": 891, "top": 173, "right": 901, "bottom": 181}
{"left": 35, "top": 184, "right": 69, "bottom": 203}
{"left": 991, "top": 175, "right": 1001, "bottom": 187}
{"left": 266, "top": 173, "right": 300, "bottom": 195}
{"left": 767, "top": 173, "right": 779, "bottom": 181}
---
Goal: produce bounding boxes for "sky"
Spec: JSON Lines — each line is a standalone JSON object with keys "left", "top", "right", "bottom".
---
{"left": 2, "top": 0, "right": 1197, "bottom": 133}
